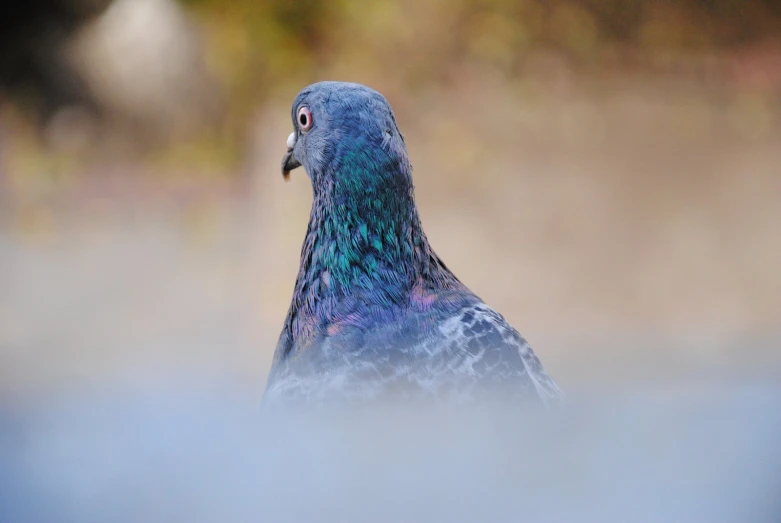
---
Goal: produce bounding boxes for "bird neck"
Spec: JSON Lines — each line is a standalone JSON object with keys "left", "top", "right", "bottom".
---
{"left": 304, "top": 168, "right": 429, "bottom": 297}
{"left": 286, "top": 159, "right": 464, "bottom": 333}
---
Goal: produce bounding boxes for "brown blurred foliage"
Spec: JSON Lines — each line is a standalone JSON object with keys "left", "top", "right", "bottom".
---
{"left": 2, "top": 0, "right": 781, "bottom": 168}
{"left": 176, "top": 0, "right": 781, "bottom": 160}
{"left": 183, "top": 0, "right": 781, "bottom": 89}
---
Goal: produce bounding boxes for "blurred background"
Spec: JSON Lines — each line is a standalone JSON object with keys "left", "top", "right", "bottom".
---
{"left": 2, "top": 0, "right": 780, "bottom": 399}
{"left": 2, "top": 1, "right": 781, "bottom": 521}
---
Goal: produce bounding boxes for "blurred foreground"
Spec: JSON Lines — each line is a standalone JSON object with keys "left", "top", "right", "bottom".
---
{"left": 2, "top": 382, "right": 781, "bottom": 523}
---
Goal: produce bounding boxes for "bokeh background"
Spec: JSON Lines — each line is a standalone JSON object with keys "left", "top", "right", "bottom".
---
{"left": 2, "top": 0, "right": 780, "bottom": 398}
{"left": 2, "top": 1, "right": 781, "bottom": 521}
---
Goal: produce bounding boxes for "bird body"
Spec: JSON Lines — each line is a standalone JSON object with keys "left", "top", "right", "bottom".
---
{"left": 264, "top": 82, "right": 562, "bottom": 407}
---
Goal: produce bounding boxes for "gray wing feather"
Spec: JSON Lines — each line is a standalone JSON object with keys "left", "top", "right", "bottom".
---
{"left": 263, "top": 302, "right": 563, "bottom": 407}
{"left": 434, "top": 303, "right": 564, "bottom": 406}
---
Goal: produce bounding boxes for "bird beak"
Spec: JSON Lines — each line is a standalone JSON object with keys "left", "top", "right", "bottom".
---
{"left": 281, "top": 132, "right": 301, "bottom": 181}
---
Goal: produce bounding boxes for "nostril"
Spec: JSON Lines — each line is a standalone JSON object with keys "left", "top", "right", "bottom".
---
{"left": 286, "top": 132, "right": 296, "bottom": 151}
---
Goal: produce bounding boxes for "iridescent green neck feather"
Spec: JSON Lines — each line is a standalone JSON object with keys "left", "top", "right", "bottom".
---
{"left": 278, "top": 81, "right": 471, "bottom": 349}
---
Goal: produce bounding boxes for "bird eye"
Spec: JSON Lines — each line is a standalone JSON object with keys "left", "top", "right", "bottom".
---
{"left": 297, "top": 107, "right": 313, "bottom": 131}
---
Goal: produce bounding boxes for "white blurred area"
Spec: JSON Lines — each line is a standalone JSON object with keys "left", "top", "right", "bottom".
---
{"left": 44, "top": 0, "right": 220, "bottom": 150}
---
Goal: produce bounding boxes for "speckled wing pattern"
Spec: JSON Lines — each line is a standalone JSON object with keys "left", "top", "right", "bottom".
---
{"left": 264, "top": 302, "right": 564, "bottom": 407}
{"left": 436, "top": 303, "right": 564, "bottom": 406}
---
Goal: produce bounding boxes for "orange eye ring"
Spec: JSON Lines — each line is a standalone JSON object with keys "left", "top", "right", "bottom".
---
{"left": 297, "top": 107, "right": 313, "bottom": 131}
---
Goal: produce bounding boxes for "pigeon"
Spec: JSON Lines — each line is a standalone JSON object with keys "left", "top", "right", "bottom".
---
{"left": 263, "top": 81, "right": 562, "bottom": 407}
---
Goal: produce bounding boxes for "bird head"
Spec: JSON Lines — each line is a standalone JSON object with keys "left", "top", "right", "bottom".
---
{"left": 277, "top": 82, "right": 465, "bottom": 316}
{"left": 281, "top": 81, "right": 409, "bottom": 189}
